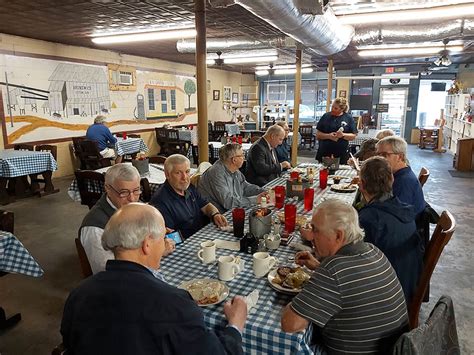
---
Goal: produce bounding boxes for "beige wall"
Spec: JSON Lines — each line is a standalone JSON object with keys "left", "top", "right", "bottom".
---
{"left": 0, "top": 34, "right": 256, "bottom": 177}
{"left": 336, "top": 79, "right": 351, "bottom": 104}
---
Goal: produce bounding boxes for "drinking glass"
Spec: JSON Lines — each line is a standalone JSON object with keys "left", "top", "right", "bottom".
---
{"left": 232, "top": 208, "right": 245, "bottom": 238}
{"left": 274, "top": 185, "right": 286, "bottom": 209}
{"left": 319, "top": 169, "right": 328, "bottom": 189}
{"left": 284, "top": 204, "right": 297, "bottom": 233}
{"left": 304, "top": 188, "right": 314, "bottom": 212}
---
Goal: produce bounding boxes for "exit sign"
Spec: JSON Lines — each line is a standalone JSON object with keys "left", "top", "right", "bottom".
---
{"left": 385, "top": 67, "right": 394, "bottom": 73}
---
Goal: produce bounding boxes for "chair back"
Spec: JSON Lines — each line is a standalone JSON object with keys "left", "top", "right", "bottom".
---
{"left": 0, "top": 210, "right": 14, "bottom": 233}
{"left": 155, "top": 127, "right": 169, "bottom": 143}
{"left": 140, "top": 177, "right": 152, "bottom": 202}
{"left": 209, "top": 145, "right": 220, "bottom": 163}
{"left": 75, "top": 170, "right": 105, "bottom": 209}
{"left": 149, "top": 155, "right": 167, "bottom": 164}
{"left": 214, "top": 122, "right": 226, "bottom": 132}
{"left": 14, "top": 144, "right": 34, "bottom": 151}
{"left": 418, "top": 167, "right": 430, "bottom": 188}
{"left": 408, "top": 211, "right": 456, "bottom": 329}
{"left": 299, "top": 125, "right": 313, "bottom": 135}
{"left": 167, "top": 129, "right": 179, "bottom": 141}
{"left": 36, "top": 144, "right": 58, "bottom": 160}
{"left": 74, "top": 236, "right": 93, "bottom": 278}
{"left": 127, "top": 134, "right": 141, "bottom": 138}
{"left": 77, "top": 140, "right": 111, "bottom": 170}
{"left": 191, "top": 145, "right": 199, "bottom": 165}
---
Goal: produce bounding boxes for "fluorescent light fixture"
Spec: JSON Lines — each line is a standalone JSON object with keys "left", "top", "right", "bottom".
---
{"left": 206, "top": 59, "right": 216, "bottom": 65}
{"left": 356, "top": 40, "right": 464, "bottom": 51}
{"left": 92, "top": 28, "right": 196, "bottom": 44}
{"left": 274, "top": 68, "right": 314, "bottom": 75}
{"left": 338, "top": 3, "right": 474, "bottom": 25}
{"left": 223, "top": 56, "right": 278, "bottom": 64}
{"left": 208, "top": 49, "right": 277, "bottom": 60}
{"left": 255, "top": 63, "right": 312, "bottom": 70}
{"left": 256, "top": 70, "right": 270, "bottom": 76}
{"left": 358, "top": 45, "right": 463, "bottom": 57}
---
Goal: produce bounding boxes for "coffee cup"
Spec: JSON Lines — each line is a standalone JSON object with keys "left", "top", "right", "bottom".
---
{"left": 197, "top": 241, "right": 216, "bottom": 264}
{"left": 253, "top": 252, "right": 277, "bottom": 278}
{"left": 218, "top": 255, "right": 240, "bottom": 281}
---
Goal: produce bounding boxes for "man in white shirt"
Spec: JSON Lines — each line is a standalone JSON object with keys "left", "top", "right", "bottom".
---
{"left": 79, "top": 163, "right": 174, "bottom": 274}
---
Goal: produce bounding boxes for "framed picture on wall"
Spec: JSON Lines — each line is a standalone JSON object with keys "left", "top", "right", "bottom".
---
{"left": 232, "top": 92, "right": 239, "bottom": 104}
{"left": 338, "top": 90, "right": 347, "bottom": 98}
{"left": 213, "top": 90, "right": 220, "bottom": 101}
{"left": 223, "top": 86, "right": 232, "bottom": 102}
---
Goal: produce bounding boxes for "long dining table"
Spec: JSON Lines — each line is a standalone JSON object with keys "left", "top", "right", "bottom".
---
{"left": 159, "top": 163, "right": 358, "bottom": 354}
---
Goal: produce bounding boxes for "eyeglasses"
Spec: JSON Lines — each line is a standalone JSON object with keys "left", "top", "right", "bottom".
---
{"left": 233, "top": 154, "right": 245, "bottom": 159}
{"left": 107, "top": 184, "right": 142, "bottom": 198}
{"left": 377, "top": 151, "right": 399, "bottom": 158}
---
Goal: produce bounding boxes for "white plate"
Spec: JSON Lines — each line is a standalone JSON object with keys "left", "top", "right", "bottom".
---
{"left": 330, "top": 183, "right": 357, "bottom": 193}
{"left": 179, "top": 278, "right": 229, "bottom": 307}
{"left": 267, "top": 268, "right": 309, "bottom": 295}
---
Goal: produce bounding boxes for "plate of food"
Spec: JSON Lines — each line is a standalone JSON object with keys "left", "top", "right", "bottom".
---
{"left": 268, "top": 266, "right": 311, "bottom": 294}
{"left": 179, "top": 278, "right": 229, "bottom": 306}
{"left": 328, "top": 175, "right": 348, "bottom": 184}
{"left": 330, "top": 183, "right": 357, "bottom": 193}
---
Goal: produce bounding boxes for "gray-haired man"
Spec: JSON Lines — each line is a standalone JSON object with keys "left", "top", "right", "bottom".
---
{"left": 198, "top": 143, "right": 268, "bottom": 213}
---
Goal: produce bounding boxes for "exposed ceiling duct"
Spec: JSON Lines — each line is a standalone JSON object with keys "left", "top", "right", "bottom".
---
{"left": 209, "top": 0, "right": 354, "bottom": 56}
{"left": 176, "top": 36, "right": 294, "bottom": 53}
{"left": 353, "top": 19, "right": 474, "bottom": 46}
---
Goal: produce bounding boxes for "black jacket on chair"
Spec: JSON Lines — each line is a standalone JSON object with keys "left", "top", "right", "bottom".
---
{"left": 245, "top": 138, "right": 281, "bottom": 187}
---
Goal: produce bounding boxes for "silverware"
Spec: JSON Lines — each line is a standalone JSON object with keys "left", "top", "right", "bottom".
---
{"left": 150, "top": 164, "right": 165, "bottom": 172}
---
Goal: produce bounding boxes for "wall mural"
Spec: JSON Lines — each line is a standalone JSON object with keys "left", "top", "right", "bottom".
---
{"left": 0, "top": 55, "right": 197, "bottom": 145}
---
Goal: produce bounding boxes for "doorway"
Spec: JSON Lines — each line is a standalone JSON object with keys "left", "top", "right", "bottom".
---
{"left": 378, "top": 87, "right": 409, "bottom": 136}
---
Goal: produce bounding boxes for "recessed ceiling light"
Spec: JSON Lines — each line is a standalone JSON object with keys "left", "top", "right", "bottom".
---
{"left": 92, "top": 28, "right": 197, "bottom": 44}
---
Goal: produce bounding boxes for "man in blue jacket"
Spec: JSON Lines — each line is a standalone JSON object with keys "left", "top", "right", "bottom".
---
{"left": 358, "top": 156, "right": 423, "bottom": 303}
{"left": 86, "top": 115, "right": 122, "bottom": 163}
{"left": 61, "top": 203, "right": 247, "bottom": 354}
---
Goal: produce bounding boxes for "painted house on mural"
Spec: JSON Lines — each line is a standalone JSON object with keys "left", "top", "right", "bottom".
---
{"left": 47, "top": 63, "right": 110, "bottom": 118}
{"left": 145, "top": 83, "right": 179, "bottom": 119}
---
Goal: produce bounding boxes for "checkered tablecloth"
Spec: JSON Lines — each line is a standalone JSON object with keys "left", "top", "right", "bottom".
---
{"left": 349, "top": 130, "right": 378, "bottom": 147}
{"left": 0, "top": 231, "right": 44, "bottom": 277}
{"left": 160, "top": 164, "right": 357, "bottom": 354}
{"left": 178, "top": 130, "right": 194, "bottom": 142}
{"left": 0, "top": 150, "right": 58, "bottom": 178}
{"left": 225, "top": 124, "right": 241, "bottom": 136}
{"left": 115, "top": 137, "right": 148, "bottom": 156}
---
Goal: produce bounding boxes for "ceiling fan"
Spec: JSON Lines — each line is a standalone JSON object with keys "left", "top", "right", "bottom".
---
{"left": 433, "top": 39, "right": 452, "bottom": 67}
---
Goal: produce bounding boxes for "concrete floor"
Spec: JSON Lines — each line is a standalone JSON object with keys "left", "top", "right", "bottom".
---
{"left": 0, "top": 145, "right": 473, "bottom": 354}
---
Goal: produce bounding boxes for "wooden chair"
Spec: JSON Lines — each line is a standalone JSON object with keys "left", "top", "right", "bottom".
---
{"left": 0, "top": 210, "right": 14, "bottom": 233}
{"left": 418, "top": 167, "right": 430, "bottom": 188}
{"left": 149, "top": 155, "right": 167, "bottom": 164}
{"left": 30, "top": 145, "right": 60, "bottom": 196}
{"left": 191, "top": 145, "right": 199, "bottom": 165}
{"left": 77, "top": 140, "right": 112, "bottom": 170}
{"left": 208, "top": 144, "right": 220, "bottom": 164}
{"left": 75, "top": 170, "right": 105, "bottom": 209}
{"left": 75, "top": 236, "right": 92, "bottom": 278}
{"left": 408, "top": 211, "right": 456, "bottom": 329}
{"left": 299, "top": 125, "right": 315, "bottom": 149}
{"left": 140, "top": 177, "right": 151, "bottom": 203}
{"left": 13, "top": 144, "right": 34, "bottom": 151}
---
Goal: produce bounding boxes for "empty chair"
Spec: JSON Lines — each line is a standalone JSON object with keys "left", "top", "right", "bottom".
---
{"left": 149, "top": 155, "right": 167, "bottom": 164}
{"left": 140, "top": 177, "right": 151, "bottom": 203}
{"left": 191, "top": 145, "right": 199, "bottom": 165}
{"left": 75, "top": 170, "right": 105, "bottom": 209}
{"left": 13, "top": 144, "right": 34, "bottom": 151}
{"left": 30, "top": 145, "right": 60, "bottom": 195}
{"left": 74, "top": 236, "right": 92, "bottom": 278}
{"left": 299, "top": 125, "right": 315, "bottom": 149}
{"left": 71, "top": 137, "right": 86, "bottom": 169}
{"left": 418, "top": 167, "right": 430, "bottom": 188}
{"left": 208, "top": 145, "right": 219, "bottom": 164}
{"left": 408, "top": 211, "right": 456, "bottom": 329}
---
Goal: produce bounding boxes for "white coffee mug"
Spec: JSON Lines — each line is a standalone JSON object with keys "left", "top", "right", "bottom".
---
{"left": 253, "top": 252, "right": 277, "bottom": 278}
{"left": 218, "top": 255, "right": 240, "bottom": 281}
{"left": 197, "top": 241, "right": 216, "bottom": 264}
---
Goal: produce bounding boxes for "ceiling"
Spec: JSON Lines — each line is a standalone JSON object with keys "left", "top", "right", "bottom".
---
{"left": 0, "top": 0, "right": 473, "bottom": 75}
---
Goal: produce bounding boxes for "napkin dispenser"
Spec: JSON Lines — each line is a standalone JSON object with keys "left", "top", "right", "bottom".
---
{"left": 132, "top": 158, "right": 149, "bottom": 176}
{"left": 286, "top": 179, "right": 310, "bottom": 200}
{"left": 240, "top": 232, "right": 259, "bottom": 254}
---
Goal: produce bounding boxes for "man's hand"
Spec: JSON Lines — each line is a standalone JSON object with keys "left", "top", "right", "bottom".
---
{"left": 224, "top": 296, "right": 248, "bottom": 333}
{"left": 281, "top": 161, "right": 291, "bottom": 169}
{"left": 295, "top": 251, "right": 320, "bottom": 270}
{"left": 256, "top": 191, "right": 269, "bottom": 204}
{"left": 213, "top": 213, "right": 228, "bottom": 227}
{"left": 163, "top": 238, "right": 176, "bottom": 257}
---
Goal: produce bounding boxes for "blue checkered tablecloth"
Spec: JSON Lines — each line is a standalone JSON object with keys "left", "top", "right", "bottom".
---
{"left": 160, "top": 164, "right": 357, "bottom": 354}
{"left": 0, "top": 150, "right": 58, "bottom": 178}
{"left": 349, "top": 130, "right": 378, "bottom": 147}
{"left": 0, "top": 231, "right": 44, "bottom": 277}
{"left": 225, "top": 124, "right": 241, "bottom": 136}
{"left": 115, "top": 137, "right": 148, "bottom": 156}
{"left": 178, "top": 130, "right": 194, "bottom": 142}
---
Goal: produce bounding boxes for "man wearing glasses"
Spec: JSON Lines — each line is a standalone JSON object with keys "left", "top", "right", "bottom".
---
{"left": 198, "top": 143, "right": 267, "bottom": 213}
{"left": 80, "top": 164, "right": 175, "bottom": 274}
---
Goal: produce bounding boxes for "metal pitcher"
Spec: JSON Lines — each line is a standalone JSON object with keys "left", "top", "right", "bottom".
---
{"left": 248, "top": 207, "right": 273, "bottom": 239}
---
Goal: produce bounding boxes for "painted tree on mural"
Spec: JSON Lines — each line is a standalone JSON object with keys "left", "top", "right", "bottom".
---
{"left": 184, "top": 79, "right": 196, "bottom": 111}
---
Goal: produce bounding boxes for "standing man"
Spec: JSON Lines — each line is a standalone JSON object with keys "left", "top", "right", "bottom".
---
{"left": 246, "top": 124, "right": 291, "bottom": 187}
{"left": 80, "top": 163, "right": 174, "bottom": 274}
{"left": 275, "top": 121, "right": 291, "bottom": 163}
{"left": 86, "top": 115, "right": 122, "bottom": 163}
{"left": 150, "top": 154, "right": 228, "bottom": 239}
{"left": 198, "top": 143, "right": 267, "bottom": 213}
{"left": 62, "top": 203, "right": 247, "bottom": 354}
{"left": 315, "top": 97, "right": 357, "bottom": 164}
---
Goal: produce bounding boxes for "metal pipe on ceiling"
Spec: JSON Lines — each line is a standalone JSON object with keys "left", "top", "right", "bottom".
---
{"left": 209, "top": 0, "right": 354, "bottom": 56}
{"left": 176, "top": 37, "right": 293, "bottom": 53}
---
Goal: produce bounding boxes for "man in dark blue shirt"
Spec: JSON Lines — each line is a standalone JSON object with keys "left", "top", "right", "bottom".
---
{"left": 150, "top": 154, "right": 228, "bottom": 239}
{"left": 86, "top": 115, "right": 121, "bottom": 163}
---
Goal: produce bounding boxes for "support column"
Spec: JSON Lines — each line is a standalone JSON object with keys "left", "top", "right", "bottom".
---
{"left": 195, "top": 0, "right": 209, "bottom": 163}
{"left": 291, "top": 48, "right": 302, "bottom": 166}
{"left": 326, "top": 59, "right": 334, "bottom": 112}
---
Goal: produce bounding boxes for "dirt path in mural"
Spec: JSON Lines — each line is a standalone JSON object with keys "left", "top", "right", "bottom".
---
{"left": 7, "top": 113, "right": 195, "bottom": 142}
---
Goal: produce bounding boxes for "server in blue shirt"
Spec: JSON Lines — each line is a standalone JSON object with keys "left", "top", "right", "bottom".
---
{"left": 150, "top": 154, "right": 228, "bottom": 239}
{"left": 315, "top": 97, "right": 357, "bottom": 164}
{"left": 86, "top": 115, "right": 121, "bottom": 163}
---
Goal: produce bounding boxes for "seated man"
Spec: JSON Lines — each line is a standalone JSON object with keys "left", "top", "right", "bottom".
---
{"left": 80, "top": 163, "right": 174, "bottom": 274}
{"left": 275, "top": 121, "right": 290, "bottom": 163}
{"left": 376, "top": 136, "right": 425, "bottom": 215}
{"left": 86, "top": 115, "right": 121, "bottom": 163}
{"left": 150, "top": 154, "right": 227, "bottom": 239}
{"left": 358, "top": 156, "right": 423, "bottom": 303}
{"left": 246, "top": 124, "right": 291, "bottom": 187}
{"left": 281, "top": 199, "right": 408, "bottom": 354}
{"left": 198, "top": 143, "right": 267, "bottom": 213}
{"left": 61, "top": 203, "right": 247, "bottom": 354}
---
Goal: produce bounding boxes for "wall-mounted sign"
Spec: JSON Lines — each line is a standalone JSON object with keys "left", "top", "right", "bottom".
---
{"left": 385, "top": 67, "right": 394, "bottom": 73}
{"left": 376, "top": 103, "right": 389, "bottom": 112}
